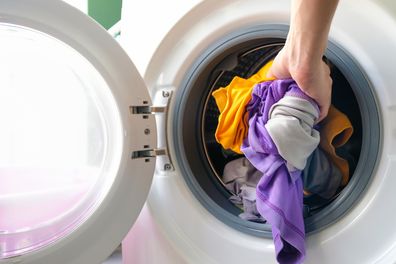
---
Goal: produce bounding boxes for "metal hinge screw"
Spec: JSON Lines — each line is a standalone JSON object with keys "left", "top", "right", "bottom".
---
{"left": 162, "top": 91, "right": 170, "bottom": 98}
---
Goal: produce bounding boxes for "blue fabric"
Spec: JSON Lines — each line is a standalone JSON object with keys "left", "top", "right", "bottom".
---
{"left": 303, "top": 148, "right": 343, "bottom": 199}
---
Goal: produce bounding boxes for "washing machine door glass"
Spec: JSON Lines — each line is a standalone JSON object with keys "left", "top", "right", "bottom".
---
{"left": 0, "top": 1, "right": 155, "bottom": 263}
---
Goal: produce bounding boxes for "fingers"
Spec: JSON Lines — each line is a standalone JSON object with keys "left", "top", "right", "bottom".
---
{"left": 317, "top": 63, "right": 332, "bottom": 122}
{"left": 266, "top": 49, "right": 291, "bottom": 79}
{"left": 317, "top": 98, "right": 330, "bottom": 122}
{"left": 267, "top": 48, "right": 332, "bottom": 123}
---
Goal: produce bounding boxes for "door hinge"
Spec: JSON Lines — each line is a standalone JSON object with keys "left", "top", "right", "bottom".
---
{"left": 131, "top": 148, "right": 167, "bottom": 159}
{"left": 129, "top": 89, "right": 174, "bottom": 171}
{"left": 129, "top": 105, "right": 166, "bottom": 114}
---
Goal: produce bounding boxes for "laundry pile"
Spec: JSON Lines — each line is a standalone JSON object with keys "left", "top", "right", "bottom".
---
{"left": 212, "top": 61, "right": 353, "bottom": 264}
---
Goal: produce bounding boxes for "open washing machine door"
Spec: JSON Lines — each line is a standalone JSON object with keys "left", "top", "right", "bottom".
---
{"left": 0, "top": 0, "right": 156, "bottom": 263}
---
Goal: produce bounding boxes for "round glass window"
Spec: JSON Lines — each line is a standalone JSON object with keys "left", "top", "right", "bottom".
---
{"left": 0, "top": 23, "right": 122, "bottom": 258}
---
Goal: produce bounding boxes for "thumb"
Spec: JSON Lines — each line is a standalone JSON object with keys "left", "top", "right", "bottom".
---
{"left": 266, "top": 63, "right": 290, "bottom": 79}
{"left": 266, "top": 56, "right": 290, "bottom": 80}
{"left": 266, "top": 66, "right": 276, "bottom": 79}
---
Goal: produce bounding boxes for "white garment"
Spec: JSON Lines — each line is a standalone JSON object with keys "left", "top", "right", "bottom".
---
{"left": 265, "top": 96, "right": 320, "bottom": 170}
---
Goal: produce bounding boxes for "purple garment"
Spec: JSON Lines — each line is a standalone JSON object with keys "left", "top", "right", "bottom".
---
{"left": 241, "top": 79, "right": 317, "bottom": 264}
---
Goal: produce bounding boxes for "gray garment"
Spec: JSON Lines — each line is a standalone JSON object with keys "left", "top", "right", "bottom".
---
{"left": 229, "top": 185, "right": 266, "bottom": 223}
{"left": 265, "top": 96, "right": 320, "bottom": 170}
{"left": 222, "top": 157, "right": 262, "bottom": 194}
{"left": 303, "top": 148, "right": 343, "bottom": 199}
{"left": 223, "top": 157, "right": 265, "bottom": 222}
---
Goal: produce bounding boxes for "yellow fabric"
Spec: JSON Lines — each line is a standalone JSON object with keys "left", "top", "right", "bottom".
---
{"left": 212, "top": 61, "right": 275, "bottom": 153}
{"left": 319, "top": 106, "right": 354, "bottom": 186}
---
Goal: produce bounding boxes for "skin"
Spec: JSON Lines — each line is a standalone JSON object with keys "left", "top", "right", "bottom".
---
{"left": 268, "top": 0, "right": 340, "bottom": 121}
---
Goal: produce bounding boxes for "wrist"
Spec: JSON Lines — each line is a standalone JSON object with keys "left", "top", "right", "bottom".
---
{"left": 281, "top": 36, "right": 324, "bottom": 84}
{"left": 286, "top": 28, "right": 327, "bottom": 63}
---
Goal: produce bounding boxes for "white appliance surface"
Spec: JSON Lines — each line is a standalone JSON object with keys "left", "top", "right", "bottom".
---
{"left": 120, "top": 0, "right": 202, "bottom": 75}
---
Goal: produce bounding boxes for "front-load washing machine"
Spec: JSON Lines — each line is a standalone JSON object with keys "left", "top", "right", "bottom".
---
{"left": 0, "top": 0, "right": 395, "bottom": 264}
{"left": 121, "top": 0, "right": 396, "bottom": 263}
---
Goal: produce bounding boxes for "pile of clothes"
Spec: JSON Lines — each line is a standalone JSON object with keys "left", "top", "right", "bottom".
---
{"left": 212, "top": 61, "right": 353, "bottom": 264}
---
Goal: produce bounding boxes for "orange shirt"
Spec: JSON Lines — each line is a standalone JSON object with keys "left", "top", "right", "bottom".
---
{"left": 212, "top": 61, "right": 274, "bottom": 153}
{"left": 319, "top": 106, "right": 353, "bottom": 186}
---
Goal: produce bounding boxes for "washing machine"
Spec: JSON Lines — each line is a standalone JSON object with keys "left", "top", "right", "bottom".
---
{"left": 1, "top": 0, "right": 395, "bottom": 264}
{"left": 121, "top": 0, "right": 396, "bottom": 263}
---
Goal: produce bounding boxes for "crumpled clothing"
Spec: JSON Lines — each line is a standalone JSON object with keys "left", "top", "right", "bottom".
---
{"left": 229, "top": 184, "right": 266, "bottom": 223}
{"left": 222, "top": 157, "right": 266, "bottom": 222}
{"left": 222, "top": 157, "right": 263, "bottom": 193}
{"left": 241, "top": 79, "right": 320, "bottom": 264}
{"left": 223, "top": 142, "right": 343, "bottom": 222}
{"left": 319, "top": 106, "right": 353, "bottom": 186}
{"left": 303, "top": 148, "right": 343, "bottom": 199}
{"left": 266, "top": 96, "right": 320, "bottom": 170}
{"left": 212, "top": 61, "right": 274, "bottom": 153}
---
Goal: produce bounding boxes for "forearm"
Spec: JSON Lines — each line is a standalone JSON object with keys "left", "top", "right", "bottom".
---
{"left": 286, "top": 0, "right": 339, "bottom": 69}
{"left": 269, "top": 0, "right": 339, "bottom": 120}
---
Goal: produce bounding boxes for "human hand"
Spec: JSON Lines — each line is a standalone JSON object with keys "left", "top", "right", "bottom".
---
{"left": 268, "top": 45, "right": 332, "bottom": 122}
